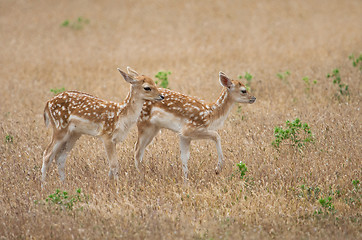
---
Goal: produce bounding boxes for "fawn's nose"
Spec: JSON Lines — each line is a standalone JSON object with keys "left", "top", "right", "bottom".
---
{"left": 249, "top": 96, "right": 256, "bottom": 103}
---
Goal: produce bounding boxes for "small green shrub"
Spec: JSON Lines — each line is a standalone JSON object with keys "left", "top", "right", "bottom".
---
{"left": 352, "top": 179, "right": 360, "bottom": 189}
{"left": 345, "top": 179, "right": 361, "bottom": 208}
{"left": 61, "top": 17, "right": 90, "bottom": 30}
{"left": 327, "top": 68, "right": 349, "bottom": 97}
{"left": 298, "top": 184, "right": 321, "bottom": 200}
{"left": 5, "top": 134, "right": 13, "bottom": 143}
{"left": 238, "top": 72, "right": 253, "bottom": 91}
{"left": 349, "top": 53, "right": 362, "bottom": 70}
{"left": 315, "top": 196, "right": 335, "bottom": 215}
{"left": 155, "top": 71, "right": 171, "bottom": 88}
{"left": 272, "top": 118, "right": 313, "bottom": 150}
{"left": 45, "top": 188, "right": 88, "bottom": 211}
{"left": 50, "top": 87, "right": 65, "bottom": 95}
{"left": 237, "top": 105, "right": 242, "bottom": 113}
{"left": 276, "top": 71, "right": 291, "bottom": 84}
{"left": 297, "top": 184, "right": 337, "bottom": 216}
{"left": 302, "top": 76, "right": 317, "bottom": 94}
{"left": 236, "top": 161, "right": 248, "bottom": 179}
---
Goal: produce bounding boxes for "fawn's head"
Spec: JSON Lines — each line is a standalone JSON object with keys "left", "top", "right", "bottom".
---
{"left": 219, "top": 71, "right": 256, "bottom": 104}
{"left": 118, "top": 67, "right": 164, "bottom": 101}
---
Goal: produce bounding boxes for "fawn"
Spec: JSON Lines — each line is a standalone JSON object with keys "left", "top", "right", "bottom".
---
{"left": 41, "top": 67, "right": 163, "bottom": 187}
{"left": 134, "top": 71, "right": 256, "bottom": 180}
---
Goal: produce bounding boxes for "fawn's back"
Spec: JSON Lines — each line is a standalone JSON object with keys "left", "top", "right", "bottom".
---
{"left": 138, "top": 88, "right": 215, "bottom": 132}
{"left": 45, "top": 90, "right": 126, "bottom": 136}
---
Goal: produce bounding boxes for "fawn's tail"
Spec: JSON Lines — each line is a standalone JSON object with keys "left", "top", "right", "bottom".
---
{"left": 43, "top": 102, "right": 50, "bottom": 127}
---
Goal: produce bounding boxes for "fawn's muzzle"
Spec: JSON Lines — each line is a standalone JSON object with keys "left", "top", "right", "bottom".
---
{"left": 249, "top": 96, "right": 256, "bottom": 103}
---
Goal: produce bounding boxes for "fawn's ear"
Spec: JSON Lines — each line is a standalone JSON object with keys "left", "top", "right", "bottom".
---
{"left": 118, "top": 68, "right": 138, "bottom": 84}
{"left": 127, "top": 66, "right": 139, "bottom": 78}
{"left": 219, "top": 71, "right": 234, "bottom": 89}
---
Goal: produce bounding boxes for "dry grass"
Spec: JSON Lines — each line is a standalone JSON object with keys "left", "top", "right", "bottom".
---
{"left": 0, "top": 0, "right": 361, "bottom": 239}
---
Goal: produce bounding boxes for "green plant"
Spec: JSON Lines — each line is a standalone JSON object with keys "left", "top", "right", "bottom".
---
{"left": 5, "top": 134, "right": 13, "bottom": 143}
{"left": 302, "top": 76, "right": 317, "bottom": 94}
{"left": 236, "top": 161, "right": 248, "bottom": 179}
{"left": 352, "top": 179, "right": 360, "bottom": 189}
{"left": 155, "top": 71, "right": 171, "bottom": 88}
{"left": 298, "top": 184, "right": 321, "bottom": 200}
{"left": 50, "top": 87, "right": 65, "bottom": 95}
{"left": 61, "top": 20, "right": 70, "bottom": 27}
{"left": 238, "top": 72, "right": 253, "bottom": 91}
{"left": 272, "top": 118, "right": 313, "bottom": 150}
{"left": 327, "top": 68, "right": 349, "bottom": 97}
{"left": 298, "top": 184, "right": 337, "bottom": 216}
{"left": 345, "top": 179, "right": 361, "bottom": 208}
{"left": 276, "top": 71, "right": 291, "bottom": 83}
{"left": 45, "top": 188, "right": 88, "bottom": 211}
{"left": 237, "top": 105, "right": 242, "bottom": 113}
{"left": 315, "top": 196, "right": 335, "bottom": 215}
{"left": 349, "top": 53, "right": 362, "bottom": 70}
{"left": 61, "top": 17, "right": 90, "bottom": 30}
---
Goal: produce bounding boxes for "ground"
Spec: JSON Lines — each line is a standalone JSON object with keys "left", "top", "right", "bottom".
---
{"left": 0, "top": 0, "right": 361, "bottom": 239}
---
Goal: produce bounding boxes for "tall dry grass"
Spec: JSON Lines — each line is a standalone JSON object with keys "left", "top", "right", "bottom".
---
{"left": 0, "top": 0, "right": 361, "bottom": 239}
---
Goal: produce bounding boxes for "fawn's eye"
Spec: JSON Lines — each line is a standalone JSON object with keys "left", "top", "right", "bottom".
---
{"left": 144, "top": 87, "right": 151, "bottom": 91}
{"left": 241, "top": 89, "right": 247, "bottom": 94}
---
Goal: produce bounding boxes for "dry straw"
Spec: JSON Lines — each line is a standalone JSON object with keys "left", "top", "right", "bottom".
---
{"left": 0, "top": 0, "right": 361, "bottom": 239}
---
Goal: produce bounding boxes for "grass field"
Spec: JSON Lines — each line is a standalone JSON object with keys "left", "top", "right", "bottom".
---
{"left": 0, "top": 0, "right": 361, "bottom": 239}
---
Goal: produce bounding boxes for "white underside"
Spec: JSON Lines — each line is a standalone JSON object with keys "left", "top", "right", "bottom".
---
{"left": 68, "top": 115, "right": 103, "bottom": 136}
{"left": 150, "top": 107, "right": 184, "bottom": 132}
{"left": 67, "top": 115, "right": 131, "bottom": 143}
{"left": 149, "top": 106, "right": 231, "bottom": 133}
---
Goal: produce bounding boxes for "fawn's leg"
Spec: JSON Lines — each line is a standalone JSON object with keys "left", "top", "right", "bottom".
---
{"left": 184, "top": 129, "right": 224, "bottom": 174}
{"left": 103, "top": 137, "right": 118, "bottom": 181}
{"left": 134, "top": 124, "right": 160, "bottom": 171}
{"left": 179, "top": 136, "right": 191, "bottom": 181}
{"left": 55, "top": 133, "right": 81, "bottom": 182}
{"left": 41, "top": 130, "right": 68, "bottom": 187}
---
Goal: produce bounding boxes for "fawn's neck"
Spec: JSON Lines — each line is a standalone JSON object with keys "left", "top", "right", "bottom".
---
{"left": 208, "top": 88, "right": 235, "bottom": 129}
{"left": 117, "top": 86, "right": 145, "bottom": 122}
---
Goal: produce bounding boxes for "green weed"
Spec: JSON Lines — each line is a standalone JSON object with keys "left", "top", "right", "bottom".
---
{"left": 297, "top": 184, "right": 337, "bottom": 216}
{"left": 45, "top": 188, "right": 88, "bottom": 211}
{"left": 276, "top": 71, "right": 291, "bottom": 84}
{"left": 238, "top": 72, "right": 253, "bottom": 91}
{"left": 345, "top": 179, "right": 361, "bottom": 208}
{"left": 5, "top": 134, "right": 13, "bottom": 143}
{"left": 50, "top": 87, "right": 65, "bottom": 95}
{"left": 327, "top": 68, "right": 349, "bottom": 98}
{"left": 236, "top": 161, "right": 248, "bottom": 180}
{"left": 61, "top": 17, "right": 90, "bottom": 30}
{"left": 272, "top": 118, "right": 313, "bottom": 150}
{"left": 315, "top": 196, "right": 335, "bottom": 215}
{"left": 230, "top": 161, "right": 253, "bottom": 186}
{"left": 349, "top": 53, "right": 362, "bottom": 70}
{"left": 352, "top": 179, "right": 360, "bottom": 189}
{"left": 302, "top": 76, "right": 317, "bottom": 95}
{"left": 298, "top": 184, "right": 321, "bottom": 200}
{"left": 237, "top": 106, "right": 242, "bottom": 113}
{"left": 155, "top": 71, "right": 171, "bottom": 88}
